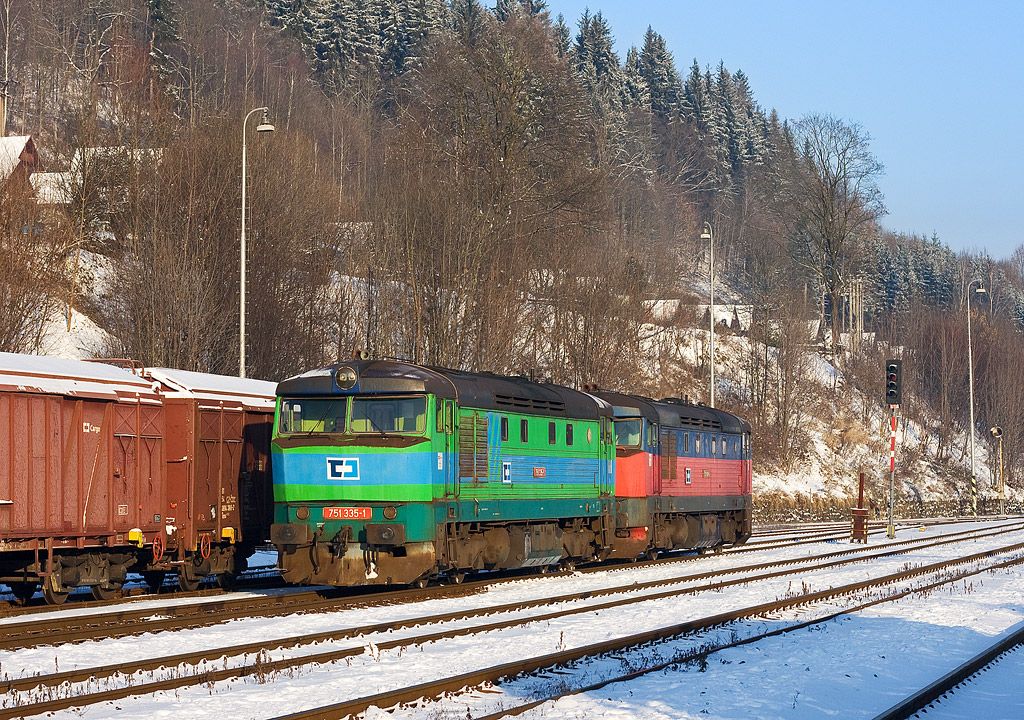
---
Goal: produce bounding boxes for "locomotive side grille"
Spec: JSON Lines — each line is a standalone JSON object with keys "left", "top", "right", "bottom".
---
{"left": 458, "top": 413, "right": 489, "bottom": 482}
{"left": 494, "top": 394, "right": 566, "bottom": 414}
{"left": 676, "top": 414, "right": 723, "bottom": 430}
{"left": 661, "top": 431, "right": 678, "bottom": 481}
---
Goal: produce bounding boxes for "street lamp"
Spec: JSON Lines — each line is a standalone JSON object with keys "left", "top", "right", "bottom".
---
{"left": 239, "top": 107, "right": 275, "bottom": 378}
{"left": 990, "top": 426, "right": 1004, "bottom": 516}
{"left": 966, "top": 279, "right": 986, "bottom": 515}
{"left": 700, "top": 222, "right": 715, "bottom": 407}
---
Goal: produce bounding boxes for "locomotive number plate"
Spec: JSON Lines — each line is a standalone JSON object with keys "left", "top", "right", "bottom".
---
{"left": 322, "top": 506, "right": 372, "bottom": 520}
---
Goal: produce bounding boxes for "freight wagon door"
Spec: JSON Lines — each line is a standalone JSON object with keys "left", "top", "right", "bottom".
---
{"left": 195, "top": 407, "right": 242, "bottom": 542}
{"left": 111, "top": 403, "right": 163, "bottom": 533}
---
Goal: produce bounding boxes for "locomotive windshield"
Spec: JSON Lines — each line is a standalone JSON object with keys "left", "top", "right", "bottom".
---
{"left": 615, "top": 418, "right": 642, "bottom": 448}
{"left": 279, "top": 398, "right": 347, "bottom": 434}
{"left": 351, "top": 396, "right": 427, "bottom": 435}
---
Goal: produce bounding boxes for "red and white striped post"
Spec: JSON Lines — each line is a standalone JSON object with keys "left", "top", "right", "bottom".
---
{"left": 887, "top": 408, "right": 898, "bottom": 539}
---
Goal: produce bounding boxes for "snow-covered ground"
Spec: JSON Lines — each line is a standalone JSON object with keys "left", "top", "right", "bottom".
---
{"left": 5, "top": 519, "right": 1023, "bottom": 719}
{"left": 509, "top": 568, "right": 1024, "bottom": 719}
{"left": 923, "top": 645, "right": 1024, "bottom": 719}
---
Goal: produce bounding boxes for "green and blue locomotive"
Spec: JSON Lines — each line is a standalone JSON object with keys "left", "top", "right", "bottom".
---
{"left": 270, "top": 360, "right": 616, "bottom": 586}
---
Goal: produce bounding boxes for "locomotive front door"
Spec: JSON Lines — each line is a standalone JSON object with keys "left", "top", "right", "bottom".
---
{"left": 442, "top": 400, "right": 458, "bottom": 498}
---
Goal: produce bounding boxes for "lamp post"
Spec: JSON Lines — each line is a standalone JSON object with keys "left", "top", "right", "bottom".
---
{"left": 990, "top": 426, "right": 1004, "bottom": 516}
{"left": 239, "top": 107, "right": 275, "bottom": 378}
{"left": 966, "top": 279, "right": 987, "bottom": 515}
{"left": 700, "top": 222, "right": 715, "bottom": 407}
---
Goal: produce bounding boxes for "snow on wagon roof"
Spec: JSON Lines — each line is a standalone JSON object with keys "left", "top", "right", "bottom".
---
{"left": 145, "top": 368, "right": 276, "bottom": 410}
{"left": 0, "top": 352, "right": 158, "bottom": 401}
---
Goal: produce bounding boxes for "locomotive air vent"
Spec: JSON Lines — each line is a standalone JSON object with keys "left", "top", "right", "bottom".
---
{"left": 494, "top": 394, "right": 566, "bottom": 414}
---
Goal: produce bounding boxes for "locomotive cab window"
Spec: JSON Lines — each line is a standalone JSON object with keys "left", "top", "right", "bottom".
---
{"left": 711, "top": 436, "right": 717, "bottom": 456}
{"left": 566, "top": 423, "right": 574, "bottom": 446}
{"left": 279, "top": 398, "right": 347, "bottom": 435}
{"left": 615, "top": 419, "right": 642, "bottom": 448}
{"left": 351, "top": 396, "right": 427, "bottom": 434}
{"left": 521, "top": 418, "right": 529, "bottom": 442}
{"left": 695, "top": 434, "right": 701, "bottom": 454}
{"left": 500, "top": 416, "right": 509, "bottom": 442}
{"left": 683, "top": 432, "right": 690, "bottom": 453}
{"left": 548, "top": 421, "right": 556, "bottom": 445}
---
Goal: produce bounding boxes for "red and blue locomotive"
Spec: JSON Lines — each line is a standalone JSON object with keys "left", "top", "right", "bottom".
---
{"left": 594, "top": 391, "right": 752, "bottom": 559}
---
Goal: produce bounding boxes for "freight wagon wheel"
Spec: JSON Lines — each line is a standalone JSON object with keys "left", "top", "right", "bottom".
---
{"left": 90, "top": 582, "right": 122, "bottom": 602}
{"left": 178, "top": 567, "right": 201, "bottom": 592}
{"left": 9, "top": 582, "right": 36, "bottom": 606}
{"left": 42, "top": 583, "right": 69, "bottom": 606}
{"left": 143, "top": 572, "right": 167, "bottom": 592}
{"left": 448, "top": 571, "right": 466, "bottom": 585}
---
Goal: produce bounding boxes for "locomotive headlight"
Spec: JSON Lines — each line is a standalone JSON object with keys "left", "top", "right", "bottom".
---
{"left": 383, "top": 506, "right": 398, "bottom": 520}
{"left": 296, "top": 506, "right": 310, "bottom": 520}
{"left": 335, "top": 366, "right": 358, "bottom": 390}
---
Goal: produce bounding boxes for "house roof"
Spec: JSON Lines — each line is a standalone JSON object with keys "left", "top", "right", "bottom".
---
{"left": 0, "top": 136, "right": 37, "bottom": 181}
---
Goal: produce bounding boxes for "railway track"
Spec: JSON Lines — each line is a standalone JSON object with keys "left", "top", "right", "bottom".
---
{"left": 2, "top": 518, "right": 1018, "bottom": 652}
{"left": 870, "top": 622, "right": 1024, "bottom": 720}
{"left": 3, "top": 521, "right": 1023, "bottom": 718}
{"left": 265, "top": 539, "right": 1024, "bottom": 720}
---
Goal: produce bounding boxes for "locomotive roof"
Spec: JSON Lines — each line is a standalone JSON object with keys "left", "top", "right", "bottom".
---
{"left": 277, "top": 359, "right": 609, "bottom": 419}
{"left": 592, "top": 389, "right": 750, "bottom": 434}
{"left": 0, "top": 352, "right": 160, "bottom": 402}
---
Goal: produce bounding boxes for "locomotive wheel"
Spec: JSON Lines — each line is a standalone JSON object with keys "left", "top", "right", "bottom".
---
{"left": 215, "top": 572, "right": 238, "bottom": 590}
{"left": 143, "top": 572, "right": 167, "bottom": 592}
{"left": 9, "top": 582, "right": 36, "bottom": 606}
{"left": 90, "top": 582, "right": 122, "bottom": 601}
{"left": 42, "top": 583, "right": 69, "bottom": 606}
{"left": 646, "top": 549, "right": 660, "bottom": 561}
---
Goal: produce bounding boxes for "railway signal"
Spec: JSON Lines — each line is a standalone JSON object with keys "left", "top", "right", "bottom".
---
{"left": 885, "top": 359, "right": 902, "bottom": 406}
{"left": 883, "top": 359, "right": 902, "bottom": 539}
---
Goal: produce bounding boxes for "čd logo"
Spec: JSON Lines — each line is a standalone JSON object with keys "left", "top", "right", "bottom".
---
{"left": 326, "top": 457, "right": 360, "bottom": 481}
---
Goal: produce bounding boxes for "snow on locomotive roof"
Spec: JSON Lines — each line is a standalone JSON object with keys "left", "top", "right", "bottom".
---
{"left": 0, "top": 352, "right": 157, "bottom": 401}
{"left": 145, "top": 368, "right": 276, "bottom": 409}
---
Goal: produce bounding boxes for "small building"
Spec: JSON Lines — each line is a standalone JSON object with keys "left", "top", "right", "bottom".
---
{"left": 0, "top": 135, "right": 40, "bottom": 195}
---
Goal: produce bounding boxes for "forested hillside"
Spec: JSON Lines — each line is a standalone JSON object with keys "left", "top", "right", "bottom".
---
{"left": 3, "top": 0, "right": 1024, "bottom": 496}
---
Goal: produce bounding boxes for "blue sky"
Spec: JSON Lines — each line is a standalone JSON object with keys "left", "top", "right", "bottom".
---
{"left": 547, "top": 0, "right": 1024, "bottom": 258}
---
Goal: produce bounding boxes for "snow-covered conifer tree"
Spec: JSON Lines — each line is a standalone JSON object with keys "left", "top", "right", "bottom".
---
{"left": 637, "top": 27, "right": 681, "bottom": 120}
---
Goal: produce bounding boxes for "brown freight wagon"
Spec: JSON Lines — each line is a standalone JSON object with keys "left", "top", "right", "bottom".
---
{"left": 141, "top": 368, "right": 275, "bottom": 591}
{"left": 0, "top": 353, "right": 277, "bottom": 605}
{"left": 0, "top": 353, "right": 166, "bottom": 604}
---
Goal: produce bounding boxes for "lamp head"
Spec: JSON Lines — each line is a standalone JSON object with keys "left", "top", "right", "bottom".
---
{"left": 700, "top": 222, "right": 712, "bottom": 242}
{"left": 256, "top": 109, "right": 275, "bottom": 133}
